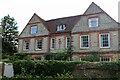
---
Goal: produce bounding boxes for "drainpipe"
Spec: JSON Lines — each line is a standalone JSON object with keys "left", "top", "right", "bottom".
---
{"left": 69, "top": 32, "right": 72, "bottom": 61}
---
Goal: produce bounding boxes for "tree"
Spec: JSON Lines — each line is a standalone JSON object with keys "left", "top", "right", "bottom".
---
{"left": 1, "top": 15, "right": 19, "bottom": 54}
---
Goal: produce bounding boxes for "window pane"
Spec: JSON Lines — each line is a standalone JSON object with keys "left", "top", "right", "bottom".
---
{"left": 100, "top": 33, "right": 110, "bottom": 48}
{"left": 51, "top": 39, "right": 55, "bottom": 49}
{"left": 89, "top": 18, "right": 98, "bottom": 27}
{"left": 24, "top": 40, "right": 29, "bottom": 50}
{"left": 57, "top": 24, "right": 66, "bottom": 31}
{"left": 31, "top": 26, "right": 37, "bottom": 34}
{"left": 66, "top": 37, "right": 70, "bottom": 48}
{"left": 100, "top": 57, "right": 111, "bottom": 62}
{"left": 80, "top": 35, "right": 89, "bottom": 48}
{"left": 36, "top": 39, "right": 42, "bottom": 50}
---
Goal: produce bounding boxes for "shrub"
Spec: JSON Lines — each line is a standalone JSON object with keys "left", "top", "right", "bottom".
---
{"left": 81, "top": 53, "right": 100, "bottom": 62}
{"left": 13, "top": 60, "right": 79, "bottom": 77}
{"left": 2, "top": 52, "right": 33, "bottom": 62}
{"left": 44, "top": 53, "right": 70, "bottom": 60}
{"left": 44, "top": 48, "right": 71, "bottom": 60}
{"left": 2, "top": 73, "right": 73, "bottom": 80}
{"left": 96, "top": 62, "right": 119, "bottom": 78}
{"left": 4, "top": 61, "right": 120, "bottom": 79}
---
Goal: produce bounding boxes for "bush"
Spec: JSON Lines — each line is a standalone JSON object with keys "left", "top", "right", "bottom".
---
{"left": 2, "top": 73, "right": 73, "bottom": 80}
{"left": 96, "top": 62, "right": 119, "bottom": 78}
{"left": 2, "top": 52, "right": 33, "bottom": 62}
{"left": 44, "top": 53, "right": 70, "bottom": 60}
{"left": 81, "top": 53, "right": 100, "bottom": 62}
{"left": 4, "top": 61, "right": 120, "bottom": 79}
{"left": 13, "top": 60, "right": 79, "bottom": 77}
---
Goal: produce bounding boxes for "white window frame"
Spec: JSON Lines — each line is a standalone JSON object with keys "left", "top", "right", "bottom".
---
{"left": 23, "top": 40, "right": 29, "bottom": 50}
{"left": 51, "top": 38, "right": 55, "bottom": 49}
{"left": 57, "top": 24, "right": 66, "bottom": 31}
{"left": 79, "top": 58, "right": 82, "bottom": 61}
{"left": 99, "top": 33, "right": 110, "bottom": 48}
{"left": 88, "top": 17, "right": 98, "bottom": 27}
{"left": 31, "top": 26, "right": 37, "bottom": 34}
{"left": 36, "top": 38, "right": 42, "bottom": 50}
{"left": 66, "top": 37, "right": 71, "bottom": 48}
{"left": 80, "top": 35, "right": 89, "bottom": 49}
{"left": 100, "top": 57, "right": 111, "bottom": 62}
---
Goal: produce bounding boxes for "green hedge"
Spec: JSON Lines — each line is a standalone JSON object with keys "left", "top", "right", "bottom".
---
{"left": 44, "top": 53, "right": 70, "bottom": 60}
{"left": 13, "top": 60, "right": 79, "bottom": 77}
{"left": 81, "top": 53, "right": 100, "bottom": 62}
{"left": 3, "top": 61, "right": 120, "bottom": 79}
{"left": 2, "top": 53, "right": 33, "bottom": 63}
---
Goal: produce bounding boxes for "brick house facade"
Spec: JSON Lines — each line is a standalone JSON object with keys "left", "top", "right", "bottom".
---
{"left": 18, "top": 2, "right": 120, "bottom": 61}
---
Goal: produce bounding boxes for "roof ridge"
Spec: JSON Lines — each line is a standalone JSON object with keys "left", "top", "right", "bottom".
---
{"left": 46, "top": 14, "right": 82, "bottom": 22}
{"left": 46, "top": 12, "right": 105, "bottom": 22}
{"left": 83, "top": 2, "right": 104, "bottom": 15}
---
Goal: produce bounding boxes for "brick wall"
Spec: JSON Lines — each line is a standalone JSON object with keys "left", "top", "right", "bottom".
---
{"left": 0, "top": 62, "right": 3, "bottom": 77}
{"left": 72, "top": 63, "right": 120, "bottom": 78}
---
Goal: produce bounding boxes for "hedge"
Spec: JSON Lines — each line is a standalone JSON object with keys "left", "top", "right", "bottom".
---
{"left": 44, "top": 53, "right": 70, "bottom": 60}
{"left": 13, "top": 60, "right": 120, "bottom": 77}
{"left": 13, "top": 60, "right": 79, "bottom": 77}
{"left": 3, "top": 61, "right": 120, "bottom": 79}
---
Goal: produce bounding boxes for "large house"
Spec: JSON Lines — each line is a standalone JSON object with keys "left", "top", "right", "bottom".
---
{"left": 18, "top": 2, "right": 120, "bottom": 61}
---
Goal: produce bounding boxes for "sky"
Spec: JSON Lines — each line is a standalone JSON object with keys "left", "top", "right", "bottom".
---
{"left": 0, "top": 0, "right": 120, "bottom": 34}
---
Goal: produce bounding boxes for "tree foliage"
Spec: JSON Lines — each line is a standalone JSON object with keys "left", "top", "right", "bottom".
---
{"left": 1, "top": 15, "right": 19, "bottom": 54}
{"left": 44, "top": 48, "right": 71, "bottom": 60}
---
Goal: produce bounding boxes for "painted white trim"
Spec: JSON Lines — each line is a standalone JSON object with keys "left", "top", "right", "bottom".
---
{"left": 50, "top": 38, "right": 55, "bottom": 49}
{"left": 57, "top": 24, "right": 66, "bottom": 31}
{"left": 100, "top": 57, "right": 111, "bottom": 62}
{"left": 99, "top": 33, "right": 110, "bottom": 48}
{"left": 88, "top": 18, "right": 98, "bottom": 27}
{"left": 35, "top": 39, "right": 42, "bottom": 50}
{"left": 31, "top": 26, "right": 37, "bottom": 34}
{"left": 80, "top": 35, "right": 89, "bottom": 49}
{"left": 23, "top": 40, "right": 29, "bottom": 51}
{"left": 79, "top": 58, "right": 82, "bottom": 61}
{"left": 66, "top": 36, "right": 70, "bottom": 48}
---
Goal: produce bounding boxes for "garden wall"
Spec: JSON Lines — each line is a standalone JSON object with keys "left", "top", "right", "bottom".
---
{"left": 0, "top": 62, "right": 3, "bottom": 77}
{"left": 72, "top": 63, "right": 120, "bottom": 78}
{"left": 2, "top": 61, "right": 120, "bottom": 79}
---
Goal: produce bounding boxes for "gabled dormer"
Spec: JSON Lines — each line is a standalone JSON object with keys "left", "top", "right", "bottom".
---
{"left": 72, "top": 2, "right": 118, "bottom": 33}
{"left": 56, "top": 24, "right": 66, "bottom": 31}
{"left": 84, "top": 2, "right": 104, "bottom": 15}
{"left": 19, "top": 13, "right": 49, "bottom": 38}
{"left": 28, "top": 13, "right": 45, "bottom": 24}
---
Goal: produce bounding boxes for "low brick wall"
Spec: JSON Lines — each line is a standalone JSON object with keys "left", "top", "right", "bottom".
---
{"left": 0, "top": 62, "right": 3, "bottom": 77}
{"left": 72, "top": 63, "right": 120, "bottom": 78}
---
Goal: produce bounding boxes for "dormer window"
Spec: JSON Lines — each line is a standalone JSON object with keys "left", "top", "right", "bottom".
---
{"left": 88, "top": 17, "right": 98, "bottom": 27}
{"left": 31, "top": 26, "right": 37, "bottom": 34}
{"left": 57, "top": 24, "right": 66, "bottom": 31}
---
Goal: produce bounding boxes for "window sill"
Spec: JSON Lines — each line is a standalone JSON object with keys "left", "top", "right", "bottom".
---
{"left": 23, "top": 49, "right": 29, "bottom": 51}
{"left": 100, "top": 47, "right": 110, "bottom": 49}
{"left": 31, "top": 33, "right": 37, "bottom": 35}
{"left": 35, "top": 49, "right": 42, "bottom": 51}
{"left": 50, "top": 48, "right": 55, "bottom": 50}
{"left": 89, "top": 26, "right": 98, "bottom": 28}
{"left": 80, "top": 47, "right": 89, "bottom": 50}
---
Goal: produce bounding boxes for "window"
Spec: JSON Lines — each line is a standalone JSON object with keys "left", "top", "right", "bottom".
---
{"left": 23, "top": 40, "right": 29, "bottom": 50}
{"left": 88, "top": 18, "right": 98, "bottom": 27}
{"left": 80, "top": 35, "right": 89, "bottom": 48}
{"left": 100, "top": 57, "right": 111, "bottom": 62}
{"left": 51, "top": 38, "right": 55, "bottom": 49}
{"left": 66, "top": 37, "right": 71, "bottom": 48}
{"left": 36, "top": 39, "right": 42, "bottom": 50}
{"left": 57, "top": 24, "right": 66, "bottom": 31}
{"left": 31, "top": 26, "right": 37, "bottom": 34}
{"left": 100, "top": 33, "right": 110, "bottom": 48}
